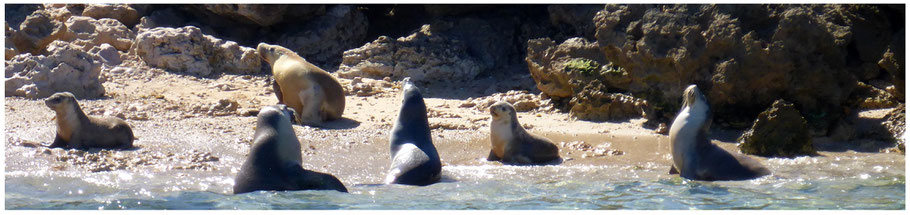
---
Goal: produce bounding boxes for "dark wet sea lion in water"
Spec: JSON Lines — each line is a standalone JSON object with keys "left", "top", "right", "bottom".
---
{"left": 233, "top": 105, "right": 347, "bottom": 194}
{"left": 487, "top": 101, "right": 560, "bottom": 164}
{"left": 385, "top": 78, "right": 442, "bottom": 186}
{"left": 669, "top": 85, "right": 770, "bottom": 181}
{"left": 45, "top": 92, "right": 134, "bottom": 149}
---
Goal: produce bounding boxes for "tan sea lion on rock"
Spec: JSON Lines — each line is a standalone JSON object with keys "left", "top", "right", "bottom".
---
{"left": 44, "top": 92, "right": 134, "bottom": 149}
{"left": 257, "top": 42, "right": 345, "bottom": 127}
{"left": 669, "top": 85, "right": 770, "bottom": 181}
{"left": 488, "top": 101, "right": 560, "bottom": 164}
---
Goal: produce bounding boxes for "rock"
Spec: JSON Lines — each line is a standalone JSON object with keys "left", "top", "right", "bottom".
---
{"left": 5, "top": 41, "right": 105, "bottom": 99}
{"left": 207, "top": 99, "right": 239, "bottom": 116}
{"left": 847, "top": 81, "right": 898, "bottom": 110}
{"left": 61, "top": 16, "right": 134, "bottom": 52}
{"left": 132, "top": 26, "right": 260, "bottom": 76}
{"left": 338, "top": 25, "right": 482, "bottom": 83}
{"left": 88, "top": 43, "right": 121, "bottom": 66}
{"left": 526, "top": 37, "right": 614, "bottom": 99}
{"left": 5, "top": 4, "right": 43, "bottom": 28}
{"left": 5, "top": 22, "right": 19, "bottom": 60}
{"left": 201, "top": 4, "right": 288, "bottom": 26}
{"left": 12, "top": 8, "right": 69, "bottom": 55}
{"left": 883, "top": 104, "right": 905, "bottom": 153}
{"left": 547, "top": 4, "right": 603, "bottom": 40}
{"left": 469, "top": 90, "right": 544, "bottom": 112}
{"left": 275, "top": 5, "right": 367, "bottom": 68}
{"left": 738, "top": 99, "right": 815, "bottom": 157}
{"left": 578, "top": 5, "right": 896, "bottom": 134}
{"left": 569, "top": 83, "right": 650, "bottom": 121}
{"left": 878, "top": 29, "right": 904, "bottom": 103}
{"left": 81, "top": 4, "right": 140, "bottom": 27}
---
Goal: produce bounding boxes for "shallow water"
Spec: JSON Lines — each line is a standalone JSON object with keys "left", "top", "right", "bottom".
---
{"left": 4, "top": 99, "right": 906, "bottom": 210}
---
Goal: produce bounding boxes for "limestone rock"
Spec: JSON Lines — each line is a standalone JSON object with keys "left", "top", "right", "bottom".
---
{"left": 82, "top": 4, "right": 140, "bottom": 27}
{"left": 883, "top": 104, "right": 905, "bottom": 153}
{"left": 12, "top": 9, "right": 69, "bottom": 55}
{"left": 5, "top": 22, "right": 19, "bottom": 60}
{"left": 526, "top": 37, "right": 617, "bottom": 99}
{"left": 61, "top": 16, "right": 133, "bottom": 52}
{"left": 276, "top": 5, "right": 367, "bottom": 68}
{"left": 548, "top": 4, "right": 603, "bottom": 40}
{"left": 88, "top": 43, "right": 121, "bottom": 66}
{"left": 5, "top": 41, "right": 105, "bottom": 99}
{"left": 338, "top": 24, "right": 482, "bottom": 83}
{"left": 738, "top": 99, "right": 816, "bottom": 157}
{"left": 569, "top": 84, "right": 649, "bottom": 121}
{"left": 132, "top": 26, "right": 260, "bottom": 76}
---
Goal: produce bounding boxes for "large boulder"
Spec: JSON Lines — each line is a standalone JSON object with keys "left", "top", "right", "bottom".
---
{"left": 338, "top": 25, "right": 482, "bottom": 83}
{"left": 275, "top": 5, "right": 367, "bottom": 68}
{"left": 738, "top": 99, "right": 816, "bottom": 157}
{"left": 526, "top": 37, "right": 614, "bottom": 99}
{"left": 11, "top": 8, "right": 70, "bottom": 55}
{"left": 883, "top": 104, "right": 905, "bottom": 153}
{"left": 132, "top": 26, "right": 260, "bottom": 76}
{"left": 5, "top": 41, "right": 105, "bottom": 99}
{"left": 61, "top": 16, "right": 134, "bottom": 52}
{"left": 81, "top": 4, "right": 141, "bottom": 27}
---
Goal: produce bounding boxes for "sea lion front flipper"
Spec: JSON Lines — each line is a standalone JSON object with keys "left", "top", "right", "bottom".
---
{"left": 486, "top": 150, "right": 500, "bottom": 161}
{"left": 669, "top": 165, "right": 679, "bottom": 175}
{"left": 385, "top": 143, "right": 431, "bottom": 184}
{"left": 272, "top": 79, "right": 284, "bottom": 104}
{"left": 49, "top": 134, "right": 67, "bottom": 148}
{"left": 284, "top": 163, "right": 348, "bottom": 193}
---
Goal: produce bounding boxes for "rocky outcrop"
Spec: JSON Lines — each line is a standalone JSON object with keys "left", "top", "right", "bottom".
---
{"left": 5, "top": 22, "right": 18, "bottom": 60}
{"left": 81, "top": 4, "right": 141, "bottom": 27}
{"left": 569, "top": 84, "right": 650, "bottom": 121}
{"left": 61, "top": 16, "right": 134, "bottom": 52}
{"left": 548, "top": 5, "right": 603, "bottom": 40}
{"left": 522, "top": 4, "right": 905, "bottom": 136}
{"left": 525, "top": 37, "right": 647, "bottom": 121}
{"left": 201, "top": 4, "right": 287, "bottom": 27}
{"left": 338, "top": 25, "right": 482, "bottom": 83}
{"left": 883, "top": 105, "right": 905, "bottom": 153}
{"left": 738, "top": 99, "right": 816, "bottom": 157}
{"left": 11, "top": 8, "right": 70, "bottom": 55}
{"left": 5, "top": 41, "right": 105, "bottom": 99}
{"left": 132, "top": 26, "right": 260, "bottom": 76}
{"left": 274, "top": 5, "right": 367, "bottom": 68}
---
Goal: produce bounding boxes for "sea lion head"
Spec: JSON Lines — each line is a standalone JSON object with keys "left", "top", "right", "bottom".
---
{"left": 256, "top": 104, "right": 296, "bottom": 130}
{"left": 45, "top": 92, "right": 77, "bottom": 110}
{"left": 682, "top": 85, "right": 708, "bottom": 109}
{"left": 257, "top": 43, "right": 297, "bottom": 64}
{"left": 489, "top": 101, "right": 516, "bottom": 122}
{"left": 399, "top": 77, "right": 423, "bottom": 105}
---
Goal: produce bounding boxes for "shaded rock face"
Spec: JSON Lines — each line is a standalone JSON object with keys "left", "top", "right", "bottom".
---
{"left": 738, "top": 99, "right": 815, "bottom": 158}
{"left": 274, "top": 5, "right": 368, "bottom": 69}
{"left": 6, "top": 22, "right": 19, "bottom": 60}
{"left": 537, "top": 4, "right": 905, "bottom": 135}
{"left": 5, "top": 41, "right": 105, "bottom": 99}
{"left": 883, "top": 104, "right": 905, "bottom": 153}
{"left": 132, "top": 26, "right": 260, "bottom": 76}
{"left": 82, "top": 4, "right": 141, "bottom": 27}
{"left": 61, "top": 16, "right": 134, "bottom": 52}
{"left": 548, "top": 5, "right": 603, "bottom": 41}
{"left": 338, "top": 25, "right": 482, "bottom": 83}
{"left": 11, "top": 8, "right": 70, "bottom": 55}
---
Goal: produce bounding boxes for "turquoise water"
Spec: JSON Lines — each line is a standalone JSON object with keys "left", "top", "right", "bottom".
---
{"left": 5, "top": 163, "right": 905, "bottom": 210}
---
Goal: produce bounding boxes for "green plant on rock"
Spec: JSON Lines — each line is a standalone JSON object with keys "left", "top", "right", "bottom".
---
{"left": 564, "top": 58, "right": 601, "bottom": 76}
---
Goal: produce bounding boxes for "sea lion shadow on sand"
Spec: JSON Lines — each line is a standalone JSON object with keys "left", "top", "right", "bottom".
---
{"left": 307, "top": 117, "right": 361, "bottom": 130}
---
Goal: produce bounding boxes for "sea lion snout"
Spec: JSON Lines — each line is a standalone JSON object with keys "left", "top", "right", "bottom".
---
{"left": 45, "top": 92, "right": 75, "bottom": 109}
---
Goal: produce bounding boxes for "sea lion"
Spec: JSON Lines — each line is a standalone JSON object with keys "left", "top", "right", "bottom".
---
{"left": 233, "top": 105, "right": 347, "bottom": 194}
{"left": 488, "top": 101, "right": 560, "bottom": 164}
{"left": 668, "top": 85, "right": 771, "bottom": 181}
{"left": 385, "top": 78, "right": 442, "bottom": 186}
{"left": 257, "top": 43, "right": 345, "bottom": 127}
{"left": 44, "top": 92, "right": 134, "bottom": 149}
